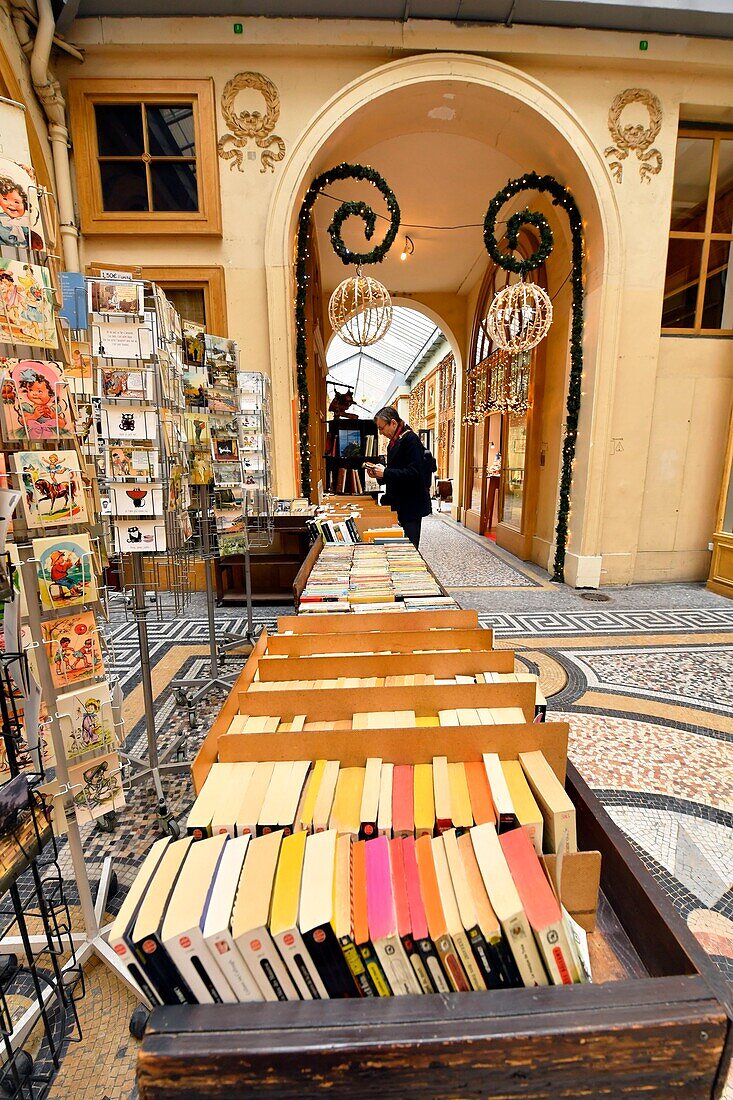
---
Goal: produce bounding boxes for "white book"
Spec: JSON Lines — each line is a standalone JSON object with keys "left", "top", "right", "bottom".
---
{"left": 312, "top": 760, "right": 339, "bottom": 833}
{"left": 490, "top": 707, "right": 527, "bottom": 724}
{"left": 107, "top": 837, "right": 169, "bottom": 1008}
{"left": 211, "top": 762, "right": 255, "bottom": 837}
{"left": 438, "top": 709, "right": 459, "bottom": 726}
{"left": 476, "top": 708, "right": 495, "bottom": 724}
{"left": 280, "top": 760, "right": 312, "bottom": 831}
{"left": 377, "top": 761, "right": 394, "bottom": 837}
{"left": 258, "top": 761, "right": 294, "bottom": 833}
{"left": 360, "top": 757, "right": 382, "bottom": 837}
{"left": 202, "top": 835, "right": 263, "bottom": 1002}
{"left": 483, "top": 753, "right": 516, "bottom": 828}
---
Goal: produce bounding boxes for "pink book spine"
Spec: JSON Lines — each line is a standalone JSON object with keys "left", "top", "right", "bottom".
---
{"left": 392, "top": 765, "right": 414, "bottom": 838}
{"left": 401, "top": 836, "right": 429, "bottom": 941}
{"left": 365, "top": 834, "right": 395, "bottom": 941}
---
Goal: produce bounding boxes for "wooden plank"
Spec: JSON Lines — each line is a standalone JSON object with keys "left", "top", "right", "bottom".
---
{"left": 277, "top": 607, "right": 478, "bottom": 634}
{"left": 256, "top": 648, "right": 515, "bottom": 682}
{"left": 266, "top": 627, "right": 495, "bottom": 656}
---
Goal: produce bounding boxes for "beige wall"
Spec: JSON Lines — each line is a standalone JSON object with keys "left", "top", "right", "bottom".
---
{"left": 48, "top": 16, "right": 733, "bottom": 585}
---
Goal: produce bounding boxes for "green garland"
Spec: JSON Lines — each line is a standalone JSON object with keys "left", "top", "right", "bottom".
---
{"left": 483, "top": 172, "right": 584, "bottom": 583}
{"left": 294, "top": 163, "right": 401, "bottom": 492}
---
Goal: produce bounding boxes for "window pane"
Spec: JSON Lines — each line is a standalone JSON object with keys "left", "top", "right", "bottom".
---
{"left": 712, "top": 140, "right": 733, "bottom": 235}
{"left": 662, "top": 238, "right": 704, "bottom": 328}
{"left": 671, "top": 138, "right": 712, "bottom": 231}
{"left": 163, "top": 287, "right": 206, "bottom": 327}
{"left": 99, "top": 161, "right": 149, "bottom": 212}
{"left": 702, "top": 239, "right": 733, "bottom": 330}
{"left": 501, "top": 414, "right": 526, "bottom": 530}
{"left": 146, "top": 104, "right": 196, "bottom": 157}
{"left": 95, "top": 104, "right": 144, "bottom": 156}
{"left": 150, "top": 162, "right": 198, "bottom": 212}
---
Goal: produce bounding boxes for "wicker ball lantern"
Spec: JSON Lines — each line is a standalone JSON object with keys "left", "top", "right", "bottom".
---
{"left": 483, "top": 280, "right": 552, "bottom": 353}
{"left": 328, "top": 269, "right": 392, "bottom": 347}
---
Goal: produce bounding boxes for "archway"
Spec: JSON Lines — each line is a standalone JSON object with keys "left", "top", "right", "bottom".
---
{"left": 265, "top": 52, "right": 624, "bottom": 586}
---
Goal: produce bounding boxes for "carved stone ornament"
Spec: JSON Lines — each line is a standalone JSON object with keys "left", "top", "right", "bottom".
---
{"left": 217, "top": 71, "right": 286, "bottom": 173}
{"left": 604, "top": 88, "right": 663, "bottom": 184}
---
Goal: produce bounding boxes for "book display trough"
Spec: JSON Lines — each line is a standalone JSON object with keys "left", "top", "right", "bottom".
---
{"left": 130, "top": 537, "right": 733, "bottom": 1098}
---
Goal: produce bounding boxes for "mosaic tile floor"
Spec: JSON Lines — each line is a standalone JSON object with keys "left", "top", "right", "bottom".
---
{"left": 35, "top": 522, "right": 733, "bottom": 1099}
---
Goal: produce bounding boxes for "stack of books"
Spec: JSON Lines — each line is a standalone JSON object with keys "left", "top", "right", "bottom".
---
{"left": 110, "top": 815, "right": 588, "bottom": 1008}
{"left": 300, "top": 543, "right": 457, "bottom": 614}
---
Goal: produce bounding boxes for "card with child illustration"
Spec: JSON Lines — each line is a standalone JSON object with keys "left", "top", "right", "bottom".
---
{"left": 0, "top": 359, "right": 74, "bottom": 442}
{"left": 41, "top": 610, "right": 104, "bottom": 690}
{"left": 0, "top": 260, "right": 56, "bottom": 349}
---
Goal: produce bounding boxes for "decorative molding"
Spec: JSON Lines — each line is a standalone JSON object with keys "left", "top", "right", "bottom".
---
{"left": 217, "top": 71, "right": 285, "bottom": 173}
{"left": 605, "top": 88, "right": 663, "bottom": 184}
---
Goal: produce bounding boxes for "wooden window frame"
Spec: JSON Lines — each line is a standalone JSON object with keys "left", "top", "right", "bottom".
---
{"left": 68, "top": 78, "right": 222, "bottom": 237}
{"left": 663, "top": 126, "right": 733, "bottom": 336}
{"left": 85, "top": 262, "right": 228, "bottom": 336}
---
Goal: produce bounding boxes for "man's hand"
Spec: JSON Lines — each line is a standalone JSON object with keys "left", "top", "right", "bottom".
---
{"left": 369, "top": 463, "right": 385, "bottom": 478}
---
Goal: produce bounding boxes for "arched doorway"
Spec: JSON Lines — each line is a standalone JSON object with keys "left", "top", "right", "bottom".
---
{"left": 265, "top": 52, "right": 623, "bottom": 586}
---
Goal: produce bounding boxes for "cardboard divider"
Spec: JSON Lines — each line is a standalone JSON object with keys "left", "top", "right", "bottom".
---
{"left": 216, "top": 723, "right": 569, "bottom": 780}
{"left": 236, "top": 681, "right": 537, "bottom": 723}
{"left": 545, "top": 852, "right": 602, "bottom": 932}
{"left": 266, "top": 626, "right": 496, "bottom": 656}
{"left": 278, "top": 607, "right": 478, "bottom": 634}
{"left": 256, "top": 648, "right": 516, "bottom": 682}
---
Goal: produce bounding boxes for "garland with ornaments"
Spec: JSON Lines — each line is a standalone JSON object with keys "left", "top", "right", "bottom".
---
{"left": 483, "top": 172, "right": 584, "bottom": 583}
{"left": 295, "top": 163, "right": 401, "bottom": 491}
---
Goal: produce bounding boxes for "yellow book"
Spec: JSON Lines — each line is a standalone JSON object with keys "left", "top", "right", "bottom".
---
{"left": 413, "top": 763, "right": 435, "bottom": 837}
{"left": 501, "top": 760, "right": 544, "bottom": 855}
{"left": 329, "top": 767, "right": 365, "bottom": 835}
{"left": 296, "top": 759, "right": 325, "bottom": 833}
{"left": 448, "top": 763, "right": 473, "bottom": 831}
{"left": 313, "top": 761, "right": 340, "bottom": 833}
{"left": 269, "top": 831, "right": 328, "bottom": 1000}
{"left": 518, "top": 750, "right": 577, "bottom": 853}
{"left": 416, "top": 716, "right": 440, "bottom": 728}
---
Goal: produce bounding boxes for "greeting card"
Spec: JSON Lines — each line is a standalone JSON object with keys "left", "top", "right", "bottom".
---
{"left": 106, "top": 446, "right": 159, "bottom": 481}
{"left": 0, "top": 99, "right": 45, "bottom": 251}
{"left": 212, "top": 437, "right": 239, "bottom": 462}
{"left": 66, "top": 341, "right": 94, "bottom": 394}
{"left": 91, "top": 322, "right": 153, "bottom": 361}
{"left": 183, "top": 368, "right": 208, "bottom": 406}
{"left": 100, "top": 365, "right": 153, "bottom": 401}
{"left": 184, "top": 411, "right": 210, "bottom": 448}
{"left": 0, "top": 359, "right": 74, "bottom": 442}
{"left": 87, "top": 279, "right": 144, "bottom": 318}
{"left": 182, "top": 319, "right": 206, "bottom": 366}
{"left": 114, "top": 519, "right": 167, "bottom": 554}
{"left": 68, "top": 751, "right": 125, "bottom": 825}
{"left": 56, "top": 682, "right": 115, "bottom": 761}
{"left": 32, "top": 533, "right": 98, "bottom": 611}
{"left": 109, "top": 484, "right": 164, "bottom": 518}
{"left": 189, "top": 452, "right": 212, "bottom": 486}
{"left": 41, "top": 610, "right": 104, "bottom": 689}
{"left": 99, "top": 404, "right": 158, "bottom": 442}
{"left": 12, "top": 449, "right": 88, "bottom": 529}
{"left": 0, "top": 260, "right": 56, "bottom": 349}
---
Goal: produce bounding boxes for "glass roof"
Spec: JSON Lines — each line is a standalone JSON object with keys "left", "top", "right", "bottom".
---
{"left": 326, "top": 306, "right": 440, "bottom": 415}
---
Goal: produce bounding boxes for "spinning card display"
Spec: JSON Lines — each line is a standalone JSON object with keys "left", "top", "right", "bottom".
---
{"left": 0, "top": 260, "right": 56, "bottom": 349}
{"left": 106, "top": 446, "right": 159, "bottom": 481}
{"left": 12, "top": 449, "right": 88, "bottom": 528}
{"left": 109, "top": 484, "right": 164, "bottom": 517}
{"left": 68, "top": 750, "right": 125, "bottom": 825}
{"left": 99, "top": 404, "right": 158, "bottom": 442}
{"left": 100, "top": 365, "right": 153, "bottom": 401}
{"left": 91, "top": 322, "right": 153, "bottom": 361}
{"left": 0, "top": 99, "right": 45, "bottom": 251}
{"left": 0, "top": 359, "right": 74, "bottom": 442}
{"left": 182, "top": 319, "right": 206, "bottom": 366}
{"left": 41, "top": 610, "right": 104, "bottom": 689}
{"left": 66, "top": 341, "right": 94, "bottom": 393}
{"left": 56, "top": 682, "right": 115, "bottom": 761}
{"left": 87, "top": 279, "right": 144, "bottom": 318}
{"left": 33, "top": 533, "right": 98, "bottom": 611}
{"left": 114, "top": 519, "right": 167, "bottom": 553}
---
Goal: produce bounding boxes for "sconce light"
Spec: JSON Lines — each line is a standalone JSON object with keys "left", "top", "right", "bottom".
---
{"left": 400, "top": 235, "right": 415, "bottom": 262}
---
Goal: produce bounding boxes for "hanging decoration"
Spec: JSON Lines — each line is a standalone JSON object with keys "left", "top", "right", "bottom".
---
{"left": 484, "top": 172, "right": 584, "bottom": 583}
{"left": 486, "top": 349, "right": 533, "bottom": 415}
{"left": 295, "top": 163, "right": 400, "bottom": 493}
{"left": 328, "top": 269, "right": 392, "bottom": 347}
{"left": 483, "top": 279, "right": 553, "bottom": 354}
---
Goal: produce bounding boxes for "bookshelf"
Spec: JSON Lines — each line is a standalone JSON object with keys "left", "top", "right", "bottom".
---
{"left": 325, "top": 417, "right": 380, "bottom": 495}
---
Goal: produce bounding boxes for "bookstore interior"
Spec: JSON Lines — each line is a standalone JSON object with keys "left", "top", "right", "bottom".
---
{"left": 0, "top": 80, "right": 730, "bottom": 1100}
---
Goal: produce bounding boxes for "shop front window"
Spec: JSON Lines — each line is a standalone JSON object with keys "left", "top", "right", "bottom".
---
{"left": 501, "top": 414, "right": 527, "bottom": 530}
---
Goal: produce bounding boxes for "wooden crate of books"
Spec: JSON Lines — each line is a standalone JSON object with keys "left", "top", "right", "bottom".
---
{"left": 137, "top": 731, "right": 732, "bottom": 1099}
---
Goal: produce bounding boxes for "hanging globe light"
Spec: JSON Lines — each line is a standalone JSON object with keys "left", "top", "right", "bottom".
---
{"left": 483, "top": 279, "right": 552, "bottom": 354}
{"left": 328, "top": 267, "right": 392, "bottom": 347}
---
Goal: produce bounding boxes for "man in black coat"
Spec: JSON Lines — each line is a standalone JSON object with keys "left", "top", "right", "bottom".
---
{"left": 365, "top": 405, "right": 432, "bottom": 548}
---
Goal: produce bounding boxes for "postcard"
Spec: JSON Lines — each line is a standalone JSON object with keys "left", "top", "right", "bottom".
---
{"left": 190, "top": 452, "right": 212, "bottom": 486}
{"left": 114, "top": 519, "right": 167, "bottom": 554}
{"left": 106, "top": 445, "right": 159, "bottom": 481}
{"left": 212, "top": 461, "right": 243, "bottom": 487}
{"left": 12, "top": 449, "right": 88, "bottom": 529}
{"left": 42, "top": 610, "right": 104, "bottom": 690}
{"left": 204, "top": 333, "right": 238, "bottom": 369}
{"left": 74, "top": 402, "right": 96, "bottom": 446}
{"left": 0, "top": 98, "right": 45, "bottom": 251}
{"left": 0, "top": 260, "right": 56, "bottom": 349}
{"left": 87, "top": 279, "right": 144, "bottom": 318}
{"left": 184, "top": 411, "right": 210, "bottom": 447}
{"left": 109, "top": 484, "right": 164, "bottom": 518}
{"left": 91, "top": 322, "right": 153, "bottom": 361}
{"left": 100, "top": 365, "right": 153, "bottom": 401}
{"left": 219, "top": 532, "right": 248, "bottom": 556}
{"left": 212, "top": 437, "right": 239, "bottom": 462}
{"left": 183, "top": 368, "right": 208, "bottom": 406}
{"left": 182, "top": 319, "right": 206, "bottom": 366}
{"left": 66, "top": 341, "right": 94, "bottom": 395}
{"left": 0, "top": 359, "right": 74, "bottom": 442}
{"left": 99, "top": 404, "right": 158, "bottom": 442}
{"left": 69, "top": 751, "right": 125, "bottom": 825}
{"left": 56, "top": 682, "right": 115, "bottom": 761}
{"left": 33, "top": 533, "right": 98, "bottom": 611}
{"left": 208, "top": 386, "right": 237, "bottom": 415}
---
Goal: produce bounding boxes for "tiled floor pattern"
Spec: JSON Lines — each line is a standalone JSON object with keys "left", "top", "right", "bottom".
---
{"left": 34, "top": 521, "right": 733, "bottom": 1099}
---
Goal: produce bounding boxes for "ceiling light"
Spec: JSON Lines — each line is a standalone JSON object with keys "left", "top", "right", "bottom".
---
{"left": 400, "top": 235, "right": 414, "bottom": 262}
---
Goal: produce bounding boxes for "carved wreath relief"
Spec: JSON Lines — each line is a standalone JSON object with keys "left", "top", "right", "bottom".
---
{"left": 217, "top": 71, "right": 286, "bottom": 173}
{"left": 605, "top": 88, "right": 663, "bottom": 184}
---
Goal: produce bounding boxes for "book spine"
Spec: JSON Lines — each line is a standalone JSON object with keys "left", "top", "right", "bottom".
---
{"left": 452, "top": 928, "right": 487, "bottom": 992}
{"left": 500, "top": 916, "right": 549, "bottom": 987}
{"left": 356, "top": 939, "right": 392, "bottom": 996}
{"left": 165, "top": 927, "right": 232, "bottom": 1004}
{"left": 493, "top": 933, "right": 524, "bottom": 988}
{"left": 187, "top": 824, "right": 212, "bottom": 840}
{"left": 435, "top": 816, "right": 452, "bottom": 836}
{"left": 537, "top": 925, "right": 579, "bottom": 986}
{"left": 375, "top": 936, "right": 422, "bottom": 996}
{"left": 434, "top": 933, "right": 471, "bottom": 993}
{"left": 236, "top": 928, "right": 298, "bottom": 1002}
{"left": 109, "top": 937, "right": 162, "bottom": 1008}
{"left": 467, "top": 926, "right": 507, "bottom": 990}
{"left": 338, "top": 933, "right": 375, "bottom": 997}
{"left": 400, "top": 933, "right": 434, "bottom": 994}
{"left": 497, "top": 812, "right": 517, "bottom": 834}
{"left": 274, "top": 929, "right": 328, "bottom": 1000}
{"left": 359, "top": 819, "right": 378, "bottom": 840}
{"left": 415, "top": 937, "right": 451, "bottom": 993}
{"left": 204, "top": 929, "right": 263, "bottom": 1002}
{"left": 130, "top": 934, "right": 196, "bottom": 1005}
{"left": 302, "top": 924, "right": 360, "bottom": 998}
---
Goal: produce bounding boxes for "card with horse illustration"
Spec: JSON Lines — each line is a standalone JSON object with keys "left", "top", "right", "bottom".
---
{"left": 12, "top": 449, "right": 88, "bottom": 529}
